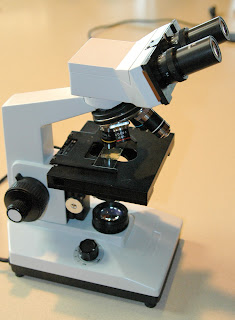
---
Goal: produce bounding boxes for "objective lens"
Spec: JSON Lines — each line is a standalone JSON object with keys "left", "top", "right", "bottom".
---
{"left": 92, "top": 201, "right": 129, "bottom": 234}
{"left": 110, "top": 121, "right": 131, "bottom": 143}
{"left": 101, "top": 126, "right": 116, "bottom": 148}
{"left": 134, "top": 108, "right": 170, "bottom": 138}
{"left": 130, "top": 118, "right": 146, "bottom": 131}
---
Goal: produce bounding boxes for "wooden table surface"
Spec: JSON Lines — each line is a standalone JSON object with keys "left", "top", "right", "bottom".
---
{"left": 0, "top": 1, "right": 234, "bottom": 319}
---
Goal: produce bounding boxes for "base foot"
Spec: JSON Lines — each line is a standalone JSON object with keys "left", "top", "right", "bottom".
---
{"left": 15, "top": 273, "right": 24, "bottom": 277}
{"left": 145, "top": 301, "right": 157, "bottom": 308}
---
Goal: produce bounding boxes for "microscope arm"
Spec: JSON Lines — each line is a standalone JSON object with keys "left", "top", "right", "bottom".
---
{"left": 2, "top": 87, "right": 94, "bottom": 185}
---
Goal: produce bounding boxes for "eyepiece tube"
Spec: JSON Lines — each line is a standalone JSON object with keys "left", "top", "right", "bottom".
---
{"left": 156, "top": 36, "right": 221, "bottom": 87}
{"left": 187, "top": 16, "right": 230, "bottom": 44}
{"left": 175, "top": 36, "right": 221, "bottom": 75}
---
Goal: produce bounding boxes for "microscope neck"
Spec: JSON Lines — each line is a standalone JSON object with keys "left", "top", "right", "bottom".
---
{"left": 84, "top": 97, "right": 121, "bottom": 110}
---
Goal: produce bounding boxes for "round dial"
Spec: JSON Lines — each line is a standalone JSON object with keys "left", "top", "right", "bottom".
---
{"left": 78, "top": 239, "right": 99, "bottom": 262}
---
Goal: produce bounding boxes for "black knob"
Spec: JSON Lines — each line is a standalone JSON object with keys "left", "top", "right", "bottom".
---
{"left": 79, "top": 239, "right": 99, "bottom": 261}
{"left": 4, "top": 174, "right": 49, "bottom": 223}
{"left": 6, "top": 199, "right": 30, "bottom": 223}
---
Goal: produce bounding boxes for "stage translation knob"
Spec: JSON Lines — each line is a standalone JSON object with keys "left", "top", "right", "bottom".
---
{"left": 79, "top": 239, "right": 99, "bottom": 261}
{"left": 4, "top": 174, "right": 49, "bottom": 223}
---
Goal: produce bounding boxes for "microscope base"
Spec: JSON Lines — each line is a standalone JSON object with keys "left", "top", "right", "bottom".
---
{"left": 11, "top": 262, "right": 167, "bottom": 307}
{"left": 11, "top": 240, "right": 179, "bottom": 308}
{"left": 8, "top": 202, "right": 182, "bottom": 307}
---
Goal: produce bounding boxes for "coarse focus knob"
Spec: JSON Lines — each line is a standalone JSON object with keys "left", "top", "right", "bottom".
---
{"left": 4, "top": 174, "right": 49, "bottom": 223}
{"left": 79, "top": 239, "right": 99, "bottom": 261}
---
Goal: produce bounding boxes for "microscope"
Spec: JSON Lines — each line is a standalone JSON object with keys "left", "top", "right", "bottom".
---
{"left": 2, "top": 17, "right": 229, "bottom": 307}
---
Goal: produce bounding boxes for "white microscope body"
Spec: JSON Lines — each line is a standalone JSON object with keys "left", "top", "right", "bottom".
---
{"left": 2, "top": 17, "right": 229, "bottom": 307}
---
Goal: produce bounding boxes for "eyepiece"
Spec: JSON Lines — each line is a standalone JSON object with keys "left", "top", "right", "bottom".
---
{"left": 211, "top": 39, "right": 220, "bottom": 60}
{"left": 170, "top": 16, "right": 230, "bottom": 47}
{"left": 176, "top": 36, "right": 221, "bottom": 75}
{"left": 187, "top": 16, "right": 230, "bottom": 44}
{"left": 156, "top": 36, "right": 221, "bottom": 87}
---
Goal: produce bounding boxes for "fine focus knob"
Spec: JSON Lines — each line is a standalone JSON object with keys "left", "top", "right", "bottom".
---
{"left": 79, "top": 239, "right": 99, "bottom": 261}
{"left": 6, "top": 199, "right": 31, "bottom": 223}
{"left": 4, "top": 174, "right": 49, "bottom": 223}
